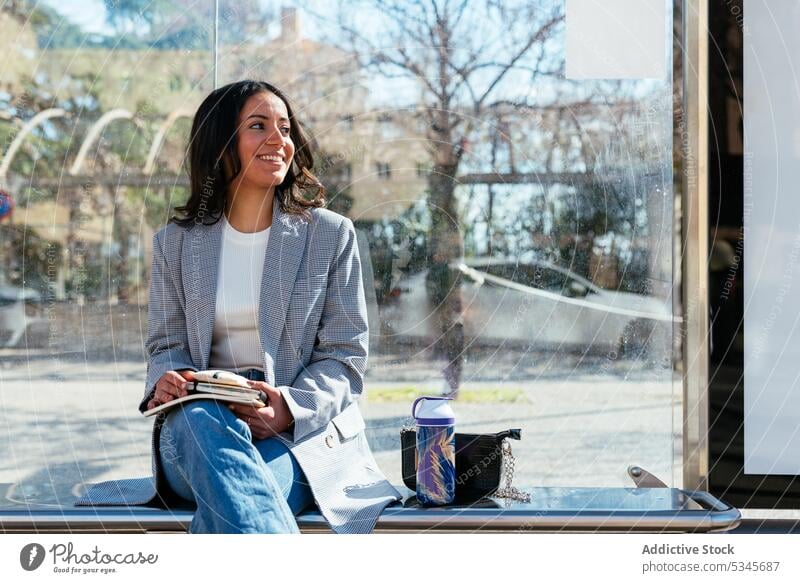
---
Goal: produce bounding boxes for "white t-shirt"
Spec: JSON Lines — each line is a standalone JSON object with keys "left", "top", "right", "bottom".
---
{"left": 208, "top": 214, "right": 270, "bottom": 372}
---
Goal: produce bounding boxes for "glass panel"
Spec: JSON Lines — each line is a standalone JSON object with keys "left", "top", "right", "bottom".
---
{"left": 0, "top": 0, "right": 214, "bottom": 503}
{"left": 218, "top": 1, "right": 676, "bottom": 489}
{"left": 0, "top": 0, "right": 677, "bottom": 505}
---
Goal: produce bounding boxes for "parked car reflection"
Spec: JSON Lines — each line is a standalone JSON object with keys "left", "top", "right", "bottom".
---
{"left": 379, "top": 258, "right": 672, "bottom": 359}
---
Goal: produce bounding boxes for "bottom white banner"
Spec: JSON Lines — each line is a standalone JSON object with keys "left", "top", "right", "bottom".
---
{"left": 1, "top": 533, "right": 798, "bottom": 582}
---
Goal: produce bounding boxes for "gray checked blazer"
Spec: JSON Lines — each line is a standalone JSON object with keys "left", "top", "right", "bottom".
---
{"left": 76, "top": 197, "right": 403, "bottom": 533}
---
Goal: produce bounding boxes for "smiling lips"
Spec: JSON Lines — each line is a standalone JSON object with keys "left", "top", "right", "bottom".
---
{"left": 256, "top": 153, "right": 284, "bottom": 164}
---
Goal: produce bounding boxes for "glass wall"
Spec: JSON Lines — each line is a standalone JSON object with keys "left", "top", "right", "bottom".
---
{"left": 0, "top": 0, "right": 677, "bottom": 503}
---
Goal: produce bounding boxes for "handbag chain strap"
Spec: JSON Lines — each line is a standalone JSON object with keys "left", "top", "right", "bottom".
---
{"left": 493, "top": 439, "right": 531, "bottom": 503}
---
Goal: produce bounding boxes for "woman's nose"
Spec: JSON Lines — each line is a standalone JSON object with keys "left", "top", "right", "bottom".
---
{"left": 264, "top": 126, "right": 284, "bottom": 144}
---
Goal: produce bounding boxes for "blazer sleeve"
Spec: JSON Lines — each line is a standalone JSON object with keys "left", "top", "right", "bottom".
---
{"left": 139, "top": 230, "right": 197, "bottom": 414}
{"left": 277, "top": 218, "right": 369, "bottom": 441}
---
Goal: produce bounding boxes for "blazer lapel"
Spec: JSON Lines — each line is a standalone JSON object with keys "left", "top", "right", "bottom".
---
{"left": 259, "top": 198, "right": 308, "bottom": 385}
{"left": 184, "top": 214, "right": 224, "bottom": 371}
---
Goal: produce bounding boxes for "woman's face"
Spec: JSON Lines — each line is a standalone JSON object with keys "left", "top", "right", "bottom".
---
{"left": 231, "top": 91, "right": 295, "bottom": 194}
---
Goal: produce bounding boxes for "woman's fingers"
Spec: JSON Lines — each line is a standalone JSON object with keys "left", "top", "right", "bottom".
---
{"left": 246, "top": 380, "right": 279, "bottom": 397}
{"left": 228, "top": 404, "right": 277, "bottom": 434}
{"left": 166, "top": 371, "right": 190, "bottom": 394}
{"left": 245, "top": 380, "right": 268, "bottom": 389}
{"left": 244, "top": 381, "right": 279, "bottom": 410}
{"left": 155, "top": 370, "right": 191, "bottom": 402}
{"left": 177, "top": 369, "right": 196, "bottom": 382}
{"left": 228, "top": 403, "right": 266, "bottom": 418}
{"left": 261, "top": 384, "right": 282, "bottom": 399}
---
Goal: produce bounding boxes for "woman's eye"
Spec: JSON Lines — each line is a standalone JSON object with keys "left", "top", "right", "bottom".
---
{"left": 249, "top": 123, "right": 289, "bottom": 135}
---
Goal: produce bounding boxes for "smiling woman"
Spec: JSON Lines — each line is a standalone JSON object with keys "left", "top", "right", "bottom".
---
{"left": 103, "top": 79, "right": 404, "bottom": 534}
{"left": 172, "top": 80, "right": 326, "bottom": 228}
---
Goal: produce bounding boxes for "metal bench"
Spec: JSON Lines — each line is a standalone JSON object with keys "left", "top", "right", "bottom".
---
{"left": 0, "top": 483, "right": 741, "bottom": 534}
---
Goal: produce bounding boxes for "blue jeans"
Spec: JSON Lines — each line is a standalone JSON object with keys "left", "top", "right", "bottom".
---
{"left": 158, "top": 368, "right": 315, "bottom": 533}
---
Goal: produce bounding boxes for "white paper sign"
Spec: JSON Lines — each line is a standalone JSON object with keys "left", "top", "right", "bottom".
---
{"left": 744, "top": 0, "right": 800, "bottom": 475}
{"left": 566, "top": 0, "right": 666, "bottom": 79}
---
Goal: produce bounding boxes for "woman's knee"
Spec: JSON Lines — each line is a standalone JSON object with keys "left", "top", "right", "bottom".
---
{"left": 164, "top": 400, "right": 241, "bottom": 440}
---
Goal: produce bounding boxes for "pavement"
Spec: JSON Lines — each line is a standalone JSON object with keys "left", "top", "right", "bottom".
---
{"left": 0, "top": 350, "right": 680, "bottom": 506}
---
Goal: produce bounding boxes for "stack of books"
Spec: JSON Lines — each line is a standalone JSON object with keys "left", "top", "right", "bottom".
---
{"left": 143, "top": 370, "right": 268, "bottom": 417}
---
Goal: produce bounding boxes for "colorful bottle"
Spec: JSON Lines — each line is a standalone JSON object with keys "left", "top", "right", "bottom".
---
{"left": 412, "top": 396, "right": 456, "bottom": 505}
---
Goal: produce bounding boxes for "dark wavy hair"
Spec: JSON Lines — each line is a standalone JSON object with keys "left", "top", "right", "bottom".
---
{"left": 171, "top": 80, "right": 325, "bottom": 226}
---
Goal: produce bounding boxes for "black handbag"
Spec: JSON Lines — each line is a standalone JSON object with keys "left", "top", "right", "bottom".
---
{"left": 400, "top": 427, "right": 530, "bottom": 503}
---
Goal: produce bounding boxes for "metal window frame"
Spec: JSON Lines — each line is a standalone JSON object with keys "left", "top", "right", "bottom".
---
{"left": 678, "top": 0, "right": 710, "bottom": 492}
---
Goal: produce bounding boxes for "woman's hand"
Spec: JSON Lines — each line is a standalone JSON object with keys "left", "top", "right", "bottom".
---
{"left": 146, "top": 369, "right": 196, "bottom": 411}
{"left": 228, "top": 381, "right": 295, "bottom": 440}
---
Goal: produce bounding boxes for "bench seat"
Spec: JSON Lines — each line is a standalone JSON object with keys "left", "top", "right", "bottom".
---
{"left": 0, "top": 486, "right": 741, "bottom": 533}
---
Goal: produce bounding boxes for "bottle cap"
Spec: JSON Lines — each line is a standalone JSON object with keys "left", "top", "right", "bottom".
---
{"left": 412, "top": 396, "right": 455, "bottom": 426}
